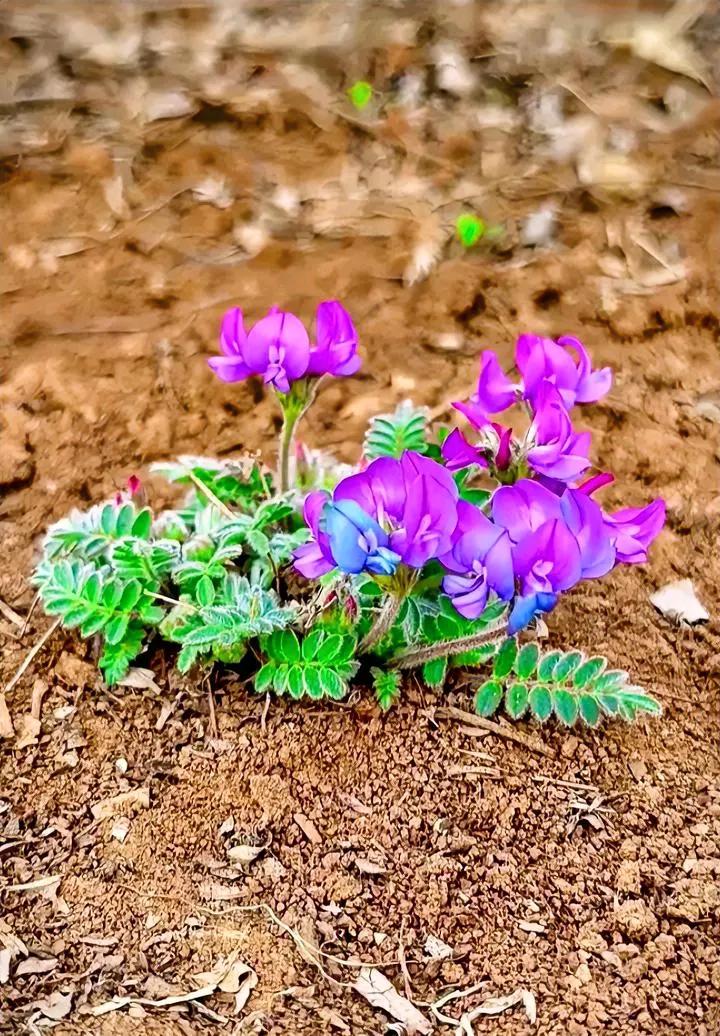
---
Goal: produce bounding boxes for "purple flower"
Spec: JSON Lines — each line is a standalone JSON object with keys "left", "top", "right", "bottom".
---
{"left": 306, "top": 301, "right": 360, "bottom": 377}
{"left": 516, "top": 333, "right": 612, "bottom": 409}
{"left": 292, "top": 490, "right": 336, "bottom": 578}
{"left": 208, "top": 306, "right": 310, "bottom": 393}
{"left": 560, "top": 488, "right": 616, "bottom": 578}
{"left": 439, "top": 501, "right": 514, "bottom": 618}
{"left": 508, "top": 519, "right": 583, "bottom": 633}
{"left": 465, "top": 350, "right": 519, "bottom": 417}
{"left": 525, "top": 383, "right": 591, "bottom": 481}
{"left": 603, "top": 499, "right": 665, "bottom": 564}
{"left": 208, "top": 300, "right": 360, "bottom": 393}
{"left": 489, "top": 478, "right": 617, "bottom": 631}
{"left": 293, "top": 451, "right": 459, "bottom": 579}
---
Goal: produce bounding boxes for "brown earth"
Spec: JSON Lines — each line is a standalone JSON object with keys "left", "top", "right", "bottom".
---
{"left": 2, "top": 5, "right": 720, "bottom": 1033}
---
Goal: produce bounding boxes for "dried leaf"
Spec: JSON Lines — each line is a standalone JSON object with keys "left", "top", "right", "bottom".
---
{"left": 91, "top": 787, "right": 150, "bottom": 820}
{"left": 517, "top": 920, "right": 546, "bottom": 934}
{"left": 118, "top": 668, "right": 161, "bottom": 691}
{"left": 0, "top": 949, "right": 11, "bottom": 984}
{"left": 92, "top": 984, "right": 216, "bottom": 1017}
{"left": 111, "top": 818, "right": 130, "bottom": 843}
{"left": 463, "top": 987, "right": 537, "bottom": 1025}
{"left": 353, "top": 967, "right": 432, "bottom": 1034}
{"left": 37, "top": 991, "right": 72, "bottom": 1020}
{"left": 293, "top": 813, "right": 322, "bottom": 844}
{"left": 4, "top": 874, "right": 61, "bottom": 893}
{"left": 227, "top": 841, "right": 267, "bottom": 865}
{"left": 0, "top": 695, "right": 13, "bottom": 739}
{"left": 404, "top": 212, "right": 447, "bottom": 286}
{"left": 16, "top": 956, "right": 58, "bottom": 977}
{"left": 15, "top": 714, "right": 41, "bottom": 750}
{"left": 192, "top": 177, "right": 234, "bottom": 210}
{"left": 424, "top": 934, "right": 453, "bottom": 960}
{"left": 650, "top": 579, "right": 709, "bottom": 625}
{"left": 354, "top": 857, "right": 387, "bottom": 876}
{"left": 102, "top": 175, "right": 129, "bottom": 219}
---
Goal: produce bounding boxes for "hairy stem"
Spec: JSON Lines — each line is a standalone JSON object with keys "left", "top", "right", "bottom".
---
{"left": 392, "top": 619, "right": 508, "bottom": 670}
{"left": 360, "top": 594, "right": 403, "bottom": 653}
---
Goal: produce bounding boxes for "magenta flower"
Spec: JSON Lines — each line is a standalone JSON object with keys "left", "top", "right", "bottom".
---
{"left": 603, "top": 499, "right": 666, "bottom": 564}
{"left": 294, "top": 451, "right": 459, "bottom": 579}
{"left": 208, "top": 300, "right": 360, "bottom": 394}
{"left": 306, "top": 301, "right": 360, "bottom": 377}
{"left": 516, "top": 333, "right": 612, "bottom": 409}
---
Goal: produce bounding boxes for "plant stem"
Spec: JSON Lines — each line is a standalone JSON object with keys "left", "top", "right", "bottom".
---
{"left": 360, "top": 594, "right": 403, "bottom": 653}
{"left": 392, "top": 619, "right": 508, "bottom": 670}
{"left": 277, "top": 378, "right": 322, "bottom": 493}
{"left": 278, "top": 408, "right": 299, "bottom": 494}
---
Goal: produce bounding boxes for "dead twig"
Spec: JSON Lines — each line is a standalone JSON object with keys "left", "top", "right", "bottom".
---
{"left": 4, "top": 619, "right": 61, "bottom": 695}
{"left": 433, "top": 706, "right": 555, "bottom": 759}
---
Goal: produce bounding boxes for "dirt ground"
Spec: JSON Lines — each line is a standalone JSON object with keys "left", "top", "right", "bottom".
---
{"left": 2, "top": 3, "right": 720, "bottom": 1034}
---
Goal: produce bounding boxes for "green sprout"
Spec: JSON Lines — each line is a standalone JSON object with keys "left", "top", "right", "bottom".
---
{"left": 348, "top": 81, "right": 373, "bottom": 111}
{"left": 456, "top": 213, "right": 486, "bottom": 248}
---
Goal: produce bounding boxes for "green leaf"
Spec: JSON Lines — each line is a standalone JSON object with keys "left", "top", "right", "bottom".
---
{"left": 364, "top": 401, "right": 429, "bottom": 460}
{"left": 537, "top": 650, "right": 562, "bottom": 682}
{"left": 318, "top": 669, "right": 346, "bottom": 701}
{"left": 552, "top": 689, "right": 579, "bottom": 726}
{"left": 196, "top": 575, "right": 216, "bottom": 607}
{"left": 493, "top": 638, "right": 518, "bottom": 680}
{"left": 131, "top": 509, "right": 153, "bottom": 538}
{"left": 105, "top": 614, "right": 130, "bottom": 646}
{"left": 573, "top": 657, "right": 606, "bottom": 688}
{"left": 579, "top": 694, "right": 601, "bottom": 727}
{"left": 505, "top": 682, "right": 529, "bottom": 719}
{"left": 303, "top": 669, "right": 324, "bottom": 701}
{"left": 475, "top": 680, "right": 503, "bottom": 717}
{"left": 456, "top": 212, "right": 485, "bottom": 248}
{"left": 553, "top": 650, "right": 583, "bottom": 682}
{"left": 514, "top": 642, "right": 539, "bottom": 680}
{"left": 253, "top": 664, "right": 275, "bottom": 693}
{"left": 99, "top": 621, "right": 146, "bottom": 684}
{"left": 528, "top": 685, "right": 553, "bottom": 722}
{"left": 422, "top": 657, "right": 448, "bottom": 689}
{"left": 267, "top": 629, "right": 301, "bottom": 664}
{"left": 302, "top": 628, "right": 327, "bottom": 662}
{"left": 348, "top": 80, "right": 373, "bottom": 110}
{"left": 287, "top": 665, "right": 305, "bottom": 700}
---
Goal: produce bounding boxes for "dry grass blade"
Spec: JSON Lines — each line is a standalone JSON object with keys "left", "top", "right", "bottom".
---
{"left": 4, "top": 618, "right": 61, "bottom": 695}
{"left": 433, "top": 706, "right": 555, "bottom": 759}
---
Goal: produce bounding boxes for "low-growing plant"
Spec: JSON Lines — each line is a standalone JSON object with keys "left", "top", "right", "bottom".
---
{"left": 33, "top": 303, "right": 665, "bottom": 728}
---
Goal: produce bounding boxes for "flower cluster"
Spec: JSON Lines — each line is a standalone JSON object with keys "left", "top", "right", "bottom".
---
{"left": 442, "top": 334, "right": 612, "bottom": 483}
{"left": 293, "top": 332, "right": 664, "bottom": 635}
